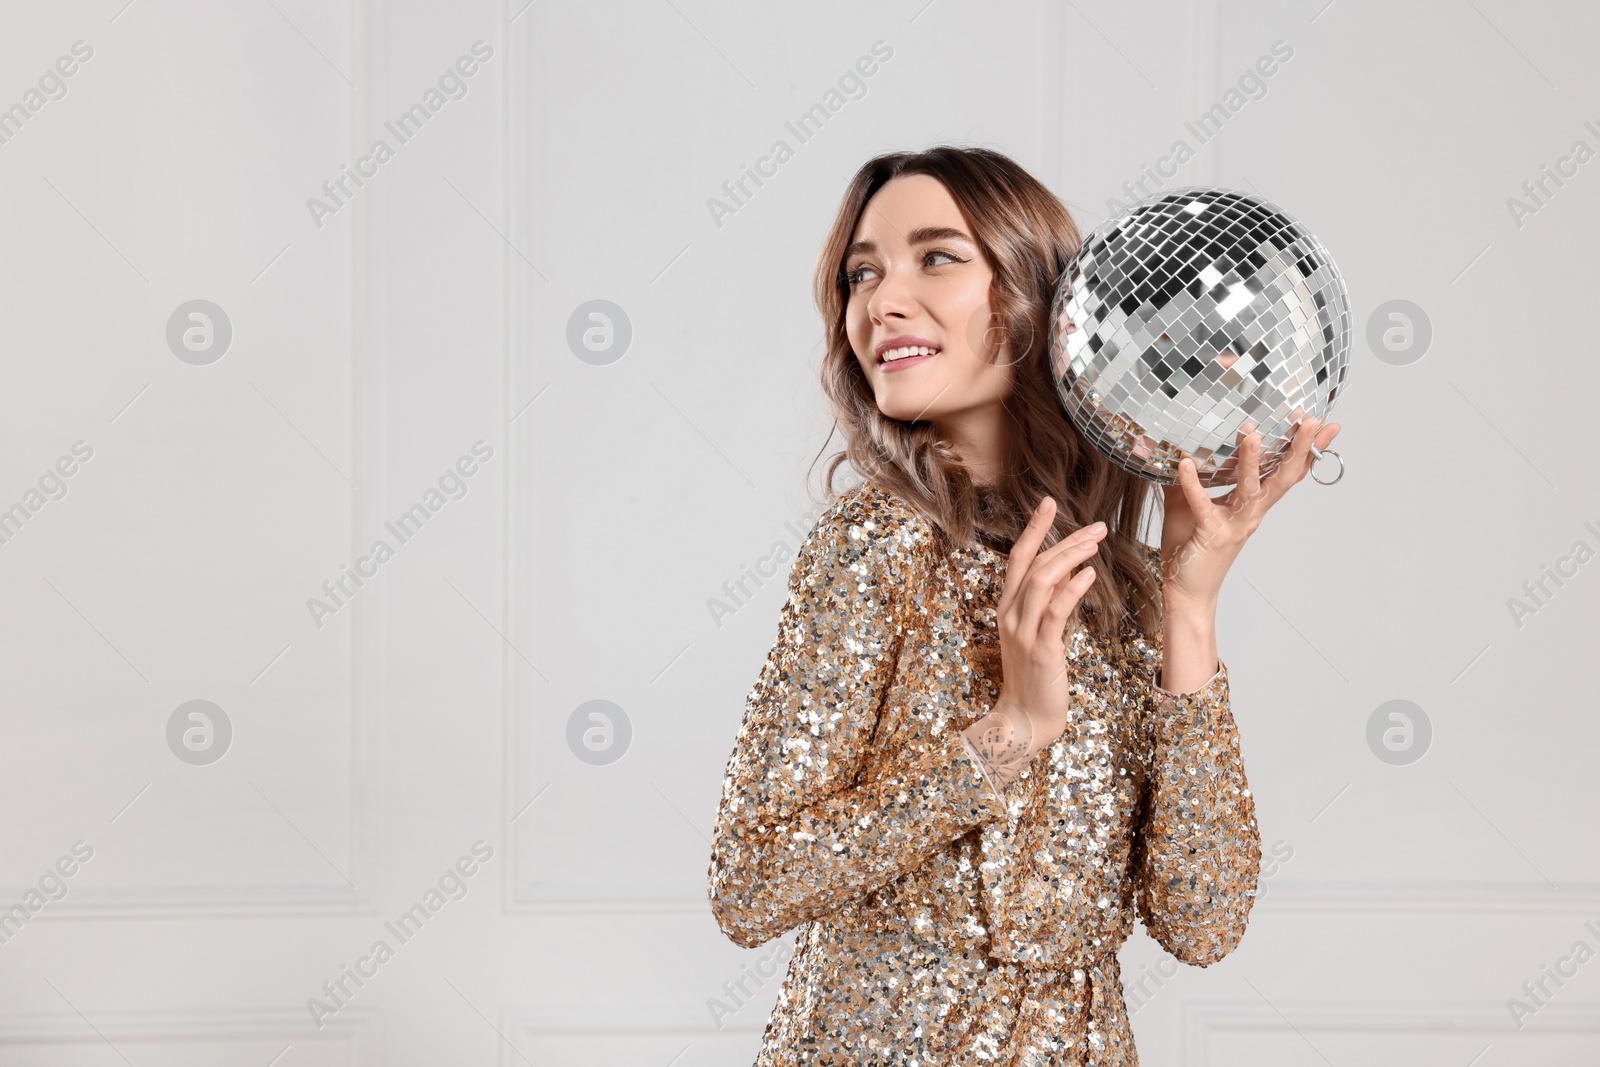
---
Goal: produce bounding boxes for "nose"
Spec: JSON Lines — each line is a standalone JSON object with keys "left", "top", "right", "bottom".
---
{"left": 866, "top": 261, "right": 916, "bottom": 324}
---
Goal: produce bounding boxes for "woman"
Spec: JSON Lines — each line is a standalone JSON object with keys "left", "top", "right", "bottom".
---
{"left": 706, "top": 146, "right": 1341, "bottom": 1065}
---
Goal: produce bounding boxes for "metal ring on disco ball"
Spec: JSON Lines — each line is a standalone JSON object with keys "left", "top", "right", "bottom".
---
{"left": 1309, "top": 444, "right": 1344, "bottom": 486}
{"left": 1049, "top": 185, "right": 1351, "bottom": 489}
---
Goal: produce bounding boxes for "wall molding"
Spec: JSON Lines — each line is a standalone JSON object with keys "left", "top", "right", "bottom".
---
{"left": 1256, "top": 884, "right": 1600, "bottom": 915}
{"left": 0, "top": 1007, "right": 374, "bottom": 1054}
{"left": 6, "top": 0, "right": 377, "bottom": 921}
{"left": 502, "top": 0, "right": 538, "bottom": 915}
{"left": 1181, "top": 999, "right": 1600, "bottom": 1067}
{"left": 497, "top": 1003, "right": 767, "bottom": 1067}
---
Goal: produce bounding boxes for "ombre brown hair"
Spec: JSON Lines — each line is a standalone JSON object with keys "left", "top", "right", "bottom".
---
{"left": 810, "top": 145, "right": 1162, "bottom": 645}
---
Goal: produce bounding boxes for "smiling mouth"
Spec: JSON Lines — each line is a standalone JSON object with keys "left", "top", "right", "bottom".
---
{"left": 880, "top": 344, "right": 941, "bottom": 365}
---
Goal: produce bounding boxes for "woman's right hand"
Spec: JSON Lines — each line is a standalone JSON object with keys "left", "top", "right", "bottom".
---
{"left": 959, "top": 497, "right": 1105, "bottom": 791}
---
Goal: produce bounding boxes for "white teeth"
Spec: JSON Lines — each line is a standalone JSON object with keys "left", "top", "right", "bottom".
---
{"left": 881, "top": 345, "right": 939, "bottom": 363}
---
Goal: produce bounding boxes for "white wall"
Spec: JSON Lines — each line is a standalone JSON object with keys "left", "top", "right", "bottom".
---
{"left": 0, "top": 0, "right": 1595, "bottom": 1063}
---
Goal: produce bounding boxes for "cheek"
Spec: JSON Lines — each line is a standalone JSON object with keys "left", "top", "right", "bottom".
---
{"left": 950, "top": 354, "right": 1015, "bottom": 409}
{"left": 854, "top": 351, "right": 878, "bottom": 384}
{"left": 844, "top": 303, "right": 872, "bottom": 359}
{"left": 946, "top": 282, "right": 996, "bottom": 343}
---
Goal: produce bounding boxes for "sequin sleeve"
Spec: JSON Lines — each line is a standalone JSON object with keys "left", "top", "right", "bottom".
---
{"left": 1130, "top": 656, "right": 1261, "bottom": 965}
{"left": 706, "top": 496, "right": 1010, "bottom": 950}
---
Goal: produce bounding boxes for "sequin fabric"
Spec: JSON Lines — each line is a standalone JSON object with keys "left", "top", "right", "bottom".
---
{"left": 707, "top": 480, "right": 1260, "bottom": 1066}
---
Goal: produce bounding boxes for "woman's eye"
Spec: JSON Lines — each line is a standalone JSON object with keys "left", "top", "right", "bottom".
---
{"left": 846, "top": 250, "right": 962, "bottom": 286}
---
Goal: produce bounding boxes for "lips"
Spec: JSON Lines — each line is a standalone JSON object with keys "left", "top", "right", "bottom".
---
{"left": 880, "top": 351, "right": 938, "bottom": 374}
{"left": 880, "top": 344, "right": 940, "bottom": 364}
{"left": 875, "top": 336, "right": 942, "bottom": 366}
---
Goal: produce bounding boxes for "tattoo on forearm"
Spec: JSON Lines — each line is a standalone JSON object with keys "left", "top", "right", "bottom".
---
{"left": 961, "top": 704, "right": 1036, "bottom": 793}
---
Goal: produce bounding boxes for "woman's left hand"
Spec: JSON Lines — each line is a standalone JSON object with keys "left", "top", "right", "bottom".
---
{"left": 1159, "top": 416, "right": 1342, "bottom": 606}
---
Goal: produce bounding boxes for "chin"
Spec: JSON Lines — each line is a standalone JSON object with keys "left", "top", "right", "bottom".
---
{"left": 874, "top": 395, "right": 941, "bottom": 423}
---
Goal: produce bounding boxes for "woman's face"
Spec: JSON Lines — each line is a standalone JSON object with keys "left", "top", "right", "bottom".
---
{"left": 843, "top": 174, "right": 1014, "bottom": 425}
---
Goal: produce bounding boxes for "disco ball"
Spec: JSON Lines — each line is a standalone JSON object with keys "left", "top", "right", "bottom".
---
{"left": 1049, "top": 186, "right": 1350, "bottom": 487}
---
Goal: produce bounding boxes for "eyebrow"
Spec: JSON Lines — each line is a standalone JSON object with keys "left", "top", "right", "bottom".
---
{"left": 843, "top": 225, "right": 974, "bottom": 261}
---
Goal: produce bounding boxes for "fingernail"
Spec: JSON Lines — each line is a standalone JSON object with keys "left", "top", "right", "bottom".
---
{"left": 1089, "top": 521, "right": 1106, "bottom": 533}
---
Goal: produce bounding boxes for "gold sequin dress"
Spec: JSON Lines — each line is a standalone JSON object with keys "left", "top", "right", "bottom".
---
{"left": 707, "top": 480, "right": 1260, "bottom": 1066}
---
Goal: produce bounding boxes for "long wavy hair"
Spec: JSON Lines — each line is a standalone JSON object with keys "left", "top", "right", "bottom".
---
{"left": 810, "top": 145, "right": 1162, "bottom": 645}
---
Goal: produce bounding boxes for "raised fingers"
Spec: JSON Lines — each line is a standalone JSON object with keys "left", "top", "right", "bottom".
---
{"left": 1030, "top": 519, "right": 1107, "bottom": 569}
{"left": 1012, "top": 532, "right": 1103, "bottom": 639}
{"left": 1040, "top": 561, "right": 1096, "bottom": 636}
{"left": 1018, "top": 522, "right": 1106, "bottom": 598}
{"left": 1278, "top": 416, "right": 1321, "bottom": 487}
{"left": 1236, "top": 426, "right": 1263, "bottom": 503}
{"left": 1175, "top": 452, "right": 1213, "bottom": 518}
{"left": 1002, "top": 497, "right": 1057, "bottom": 607}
